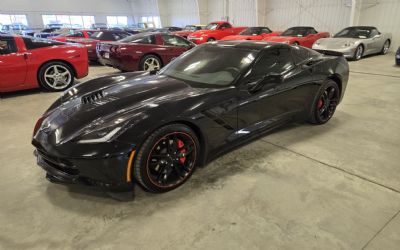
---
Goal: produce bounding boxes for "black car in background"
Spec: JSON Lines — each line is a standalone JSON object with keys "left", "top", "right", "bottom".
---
{"left": 396, "top": 47, "right": 400, "bottom": 65}
{"left": 32, "top": 41, "right": 349, "bottom": 194}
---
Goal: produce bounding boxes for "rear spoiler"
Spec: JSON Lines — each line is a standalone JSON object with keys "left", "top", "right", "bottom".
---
{"left": 314, "top": 49, "right": 344, "bottom": 57}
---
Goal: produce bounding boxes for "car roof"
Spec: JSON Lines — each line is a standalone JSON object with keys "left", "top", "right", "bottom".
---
{"left": 348, "top": 26, "right": 377, "bottom": 29}
{"left": 288, "top": 26, "right": 315, "bottom": 29}
{"left": 207, "top": 40, "right": 288, "bottom": 51}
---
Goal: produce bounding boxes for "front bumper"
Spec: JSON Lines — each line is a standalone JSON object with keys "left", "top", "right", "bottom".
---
{"left": 34, "top": 147, "right": 135, "bottom": 191}
{"left": 312, "top": 45, "right": 357, "bottom": 58}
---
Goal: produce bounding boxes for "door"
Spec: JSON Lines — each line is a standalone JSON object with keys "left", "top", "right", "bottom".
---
{"left": 219, "top": 23, "right": 233, "bottom": 36}
{"left": 160, "top": 34, "right": 192, "bottom": 63}
{"left": 0, "top": 37, "right": 27, "bottom": 91}
{"left": 369, "top": 28, "right": 383, "bottom": 53}
{"left": 236, "top": 47, "right": 312, "bottom": 135}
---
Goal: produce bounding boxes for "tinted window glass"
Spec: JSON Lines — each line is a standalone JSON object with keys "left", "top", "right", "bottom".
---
{"left": 249, "top": 50, "right": 279, "bottom": 80}
{"left": 274, "top": 48, "right": 294, "bottom": 72}
{"left": 370, "top": 29, "right": 379, "bottom": 38}
{"left": 162, "top": 34, "right": 190, "bottom": 46}
{"left": 0, "top": 38, "right": 18, "bottom": 55}
{"left": 220, "top": 23, "right": 232, "bottom": 29}
{"left": 23, "top": 37, "right": 64, "bottom": 50}
{"left": 119, "top": 33, "right": 156, "bottom": 44}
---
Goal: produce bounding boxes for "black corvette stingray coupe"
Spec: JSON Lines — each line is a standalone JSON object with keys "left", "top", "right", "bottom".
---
{"left": 32, "top": 41, "right": 349, "bottom": 193}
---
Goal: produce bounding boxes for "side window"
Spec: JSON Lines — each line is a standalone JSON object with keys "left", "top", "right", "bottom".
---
{"left": 309, "top": 28, "right": 317, "bottom": 34}
{"left": 220, "top": 23, "right": 232, "bottom": 29}
{"left": 248, "top": 49, "right": 279, "bottom": 80}
{"left": 132, "top": 35, "right": 156, "bottom": 44}
{"left": 370, "top": 29, "right": 379, "bottom": 37}
{"left": 112, "top": 33, "right": 125, "bottom": 40}
{"left": 261, "top": 28, "right": 271, "bottom": 34}
{"left": 291, "top": 47, "right": 310, "bottom": 65}
{"left": 68, "top": 32, "right": 84, "bottom": 37}
{"left": 274, "top": 48, "right": 295, "bottom": 72}
{"left": 162, "top": 35, "right": 190, "bottom": 46}
{"left": 23, "top": 37, "right": 63, "bottom": 50}
{"left": 0, "top": 38, "right": 18, "bottom": 55}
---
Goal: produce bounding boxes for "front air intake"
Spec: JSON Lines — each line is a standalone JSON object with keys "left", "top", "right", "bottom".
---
{"left": 81, "top": 90, "right": 105, "bottom": 104}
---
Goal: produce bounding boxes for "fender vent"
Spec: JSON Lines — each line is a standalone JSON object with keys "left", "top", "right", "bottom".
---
{"left": 81, "top": 90, "right": 105, "bottom": 104}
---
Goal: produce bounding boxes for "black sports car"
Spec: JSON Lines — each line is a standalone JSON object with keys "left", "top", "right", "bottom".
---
{"left": 32, "top": 41, "right": 349, "bottom": 193}
{"left": 396, "top": 47, "right": 400, "bottom": 65}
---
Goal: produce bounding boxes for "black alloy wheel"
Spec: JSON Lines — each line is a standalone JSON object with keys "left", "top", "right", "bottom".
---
{"left": 134, "top": 124, "right": 199, "bottom": 193}
{"left": 309, "top": 80, "right": 340, "bottom": 124}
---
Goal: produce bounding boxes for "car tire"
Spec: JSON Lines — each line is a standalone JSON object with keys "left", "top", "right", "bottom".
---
{"left": 38, "top": 61, "right": 74, "bottom": 91}
{"left": 352, "top": 45, "right": 364, "bottom": 61}
{"left": 133, "top": 123, "right": 200, "bottom": 193}
{"left": 139, "top": 55, "right": 162, "bottom": 72}
{"left": 308, "top": 79, "right": 340, "bottom": 125}
{"left": 380, "top": 40, "right": 390, "bottom": 55}
{"left": 292, "top": 42, "right": 299, "bottom": 46}
{"left": 207, "top": 38, "right": 216, "bottom": 42}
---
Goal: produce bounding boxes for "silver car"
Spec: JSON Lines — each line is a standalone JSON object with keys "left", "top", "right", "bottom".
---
{"left": 312, "top": 26, "right": 392, "bottom": 60}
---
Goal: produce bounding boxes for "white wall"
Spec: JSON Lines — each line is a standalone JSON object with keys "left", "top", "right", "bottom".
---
{"left": 228, "top": 0, "right": 257, "bottom": 26}
{"left": 357, "top": 0, "right": 400, "bottom": 51}
{"left": 260, "top": 0, "right": 352, "bottom": 32}
{"left": 157, "top": 0, "right": 199, "bottom": 27}
{"left": 0, "top": 0, "right": 134, "bottom": 28}
{"left": 130, "top": 0, "right": 159, "bottom": 24}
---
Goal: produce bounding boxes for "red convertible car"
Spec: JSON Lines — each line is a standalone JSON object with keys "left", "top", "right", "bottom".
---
{"left": 49, "top": 29, "right": 96, "bottom": 42}
{"left": 264, "top": 26, "right": 330, "bottom": 48}
{"left": 187, "top": 21, "right": 246, "bottom": 44}
{"left": 69, "top": 30, "right": 130, "bottom": 62}
{"left": 173, "top": 25, "right": 205, "bottom": 39}
{"left": 0, "top": 35, "right": 88, "bottom": 92}
{"left": 221, "top": 27, "right": 281, "bottom": 41}
{"left": 97, "top": 32, "right": 195, "bottom": 72}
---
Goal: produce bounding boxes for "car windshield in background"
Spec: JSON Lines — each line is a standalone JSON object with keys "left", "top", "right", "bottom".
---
{"left": 119, "top": 33, "right": 153, "bottom": 43}
{"left": 240, "top": 28, "right": 263, "bottom": 35}
{"left": 334, "top": 28, "right": 372, "bottom": 39}
{"left": 184, "top": 25, "right": 196, "bottom": 31}
{"left": 90, "top": 31, "right": 103, "bottom": 39}
{"left": 281, "top": 28, "right": 308, "bottom": 37}
{"left": 160, "top": 45, "right": 258, "bottom": 87}
{"left": 205, "top": 23, "right": 219, "bottom": 30}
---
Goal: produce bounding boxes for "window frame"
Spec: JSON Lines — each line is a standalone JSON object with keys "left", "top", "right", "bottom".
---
{"left": 0, "top": 37, "right": 18, "bottom": 55}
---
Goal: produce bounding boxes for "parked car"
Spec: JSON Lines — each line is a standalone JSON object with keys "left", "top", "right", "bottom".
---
{"left": 0, "top": 23, "right": 35, "bottom": 36}
{"left": 0, "top": 35, "right": 88, "bottom": 92}
{"left": 187, "top": 21, "right": 247, "bottom": 44}
{"left": 97, "top": 32, "right": 195, "bottom": 72}
{"left": 34, "top": 28, "right": 76, "bottom": 38}
{"left": 221, "top": 27, "right": 281, "bottom": 41}
{"left": 68, "top": 30, "right": 130, "bottom": 62}
{"left": 396, "top": 47, "right": 400, "bottom": 65}
{"left": 264, "top": 26, "right": 329, "bottom": 48}
{"left": 173, "top": 25, "right": 205, "bottom": 38}
{"left": 312, "top": 26, "right": 392, "bottom": 60}
{"left": 32, "top": 41, "right": 348, "bottom": 193}
{"left": 50, "top": 29, "right": 96, "bottom": 42}
{"left": 91, "top": 23, "right": 108, "bottom": 30}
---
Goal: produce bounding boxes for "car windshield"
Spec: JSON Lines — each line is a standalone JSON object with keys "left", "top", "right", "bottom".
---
{"left": 119, "top": 33, "right": 150, "bottom": 43}
{"left": 281, "top": 28, "right": 309, "bottom": 37}
{"left": 159, "top": 45, "right": 258, "bottom": 87}
{"left": 334, "top": 27, "right": 372, "bottom": 39}
{"left": 184, "top": 25, "right": 196, "bottom": 31}
{"left": 240, "top": 27, "right": 263, "bottom": 35}
{"left": 205, "top": 23, "right": 219, "bottom": 30}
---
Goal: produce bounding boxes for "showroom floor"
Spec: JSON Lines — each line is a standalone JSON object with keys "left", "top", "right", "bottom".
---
{"left": 1, "top": 54, "right": 400, "bottom": 249}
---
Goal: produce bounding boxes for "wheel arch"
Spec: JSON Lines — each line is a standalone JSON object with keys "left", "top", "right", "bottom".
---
{"left": 140, "top": 53, "right": 164, "bottom": 68}
{"left": 37, "top": 59, "right": 77, "bottom": 84}
{"left": 328, "top": 74, "right": 342, "bottom": 97}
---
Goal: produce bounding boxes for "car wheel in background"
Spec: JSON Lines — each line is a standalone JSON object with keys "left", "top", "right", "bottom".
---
{"left": 353, "top": 45, "right": 364, "bottom": 61}
{"left": 139, "top": 55, "right": 162, "bottom": 72}
{"left": 309, "top": 79, "right": 340, "bottom": 125}
{"left": 292, "top": 42, "right": 299, "bottom": 46}
{"left": 133, "top": 124, "right": 199, "bottom": 193}
{"left": 38, "top": 61, "right": 74, "bottom": 91}
{"left": 207, "top": 38, "right": 216, "bottom": 42}
{"left": 381, "top": 40, "right": 390, "bottom": 55}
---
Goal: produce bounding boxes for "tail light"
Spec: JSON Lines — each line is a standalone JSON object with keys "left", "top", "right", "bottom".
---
{"left": 110, "top": 46, "right": 122, "bottom": 54}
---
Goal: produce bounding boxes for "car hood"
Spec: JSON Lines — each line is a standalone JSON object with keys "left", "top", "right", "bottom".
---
{"left": 189, "top": 30, "right": 214, "bottom": 37}
{"left": 315, "top": 37, "right": 361, "bottom": 48}
{"left": 265, "top": 36, "right": 297, "bottom": 42}
{"left": 38, "top": 72, "right": 209, "bottom": 144}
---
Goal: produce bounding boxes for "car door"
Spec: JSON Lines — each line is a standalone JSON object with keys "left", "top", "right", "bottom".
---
{"left": 160, "top": 34, "right": 192, "bottom": 63}
{"left": 219, "top": 23, "right": 233, "bottom": 37}
{"left": 0, "top": 37, "right": 27, "bottom": 91}
{"left": 369, "top": 28, "right": 383, "bottom": 53}
{"left": 236, "top": 47, "right": 313, "bottom": 135}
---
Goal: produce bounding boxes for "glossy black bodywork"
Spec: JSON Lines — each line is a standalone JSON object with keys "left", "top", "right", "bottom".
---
{"left": 32, "top": 41, "right": 349, "bottom": 191}
{"left": 396, "top": 47, "right": 400, "bottom": 65}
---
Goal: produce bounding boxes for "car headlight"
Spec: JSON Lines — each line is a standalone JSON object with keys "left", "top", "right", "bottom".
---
{"left": 77, "top": 118, "right": 128, "bottom": 143}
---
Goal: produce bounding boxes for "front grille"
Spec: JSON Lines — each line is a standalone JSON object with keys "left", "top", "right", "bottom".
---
{"left": 81, "top": 90, "right": 105, "bottom": 104}
{"left": 37, "top": 149, "right": 79, "bottom": 176}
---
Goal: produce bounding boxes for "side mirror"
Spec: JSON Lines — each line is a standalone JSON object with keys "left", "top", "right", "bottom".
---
{"left": 248, "top": 73, "right": 283, "bottom": 93}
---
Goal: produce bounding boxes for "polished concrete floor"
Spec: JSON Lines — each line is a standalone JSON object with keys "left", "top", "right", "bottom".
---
{"left": 1, "top": 54, "right": 400, "bottom": 249}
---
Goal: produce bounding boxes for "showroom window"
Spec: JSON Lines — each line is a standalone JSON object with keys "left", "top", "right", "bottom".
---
{"left": 106, "top": 16, "right": 128, "bottom": 27}
{"left": 0, "top": 14, "right": 28, "bottom": 26}
{"left": 42, "top": 15, "right": 95, "bottom": 29}
{"left": 141, "top": 16, "right": 160, "bottom": 28}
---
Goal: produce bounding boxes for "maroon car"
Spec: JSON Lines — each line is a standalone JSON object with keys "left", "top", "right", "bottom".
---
{"left": 97, "top": 32, "right": 195, "bottom": 72}
{"left": 69, "top": 30, "right": 130, "bottom": 62}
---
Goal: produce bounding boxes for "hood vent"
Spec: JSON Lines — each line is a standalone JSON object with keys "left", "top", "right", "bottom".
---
{"left": 81, "top": 90, "right": 105, "bottom": 104}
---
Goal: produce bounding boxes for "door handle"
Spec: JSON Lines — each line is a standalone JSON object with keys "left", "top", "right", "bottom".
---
{"left": 17, "top": 53, "right": 29, "bottom": 59}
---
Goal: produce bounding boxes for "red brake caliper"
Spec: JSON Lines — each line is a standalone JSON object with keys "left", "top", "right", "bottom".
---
{"left": 177, "top": 139, "right": 186, "bottom": 164}
{"left": 317, "top": 99, "right": 324, "bottom": 109}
